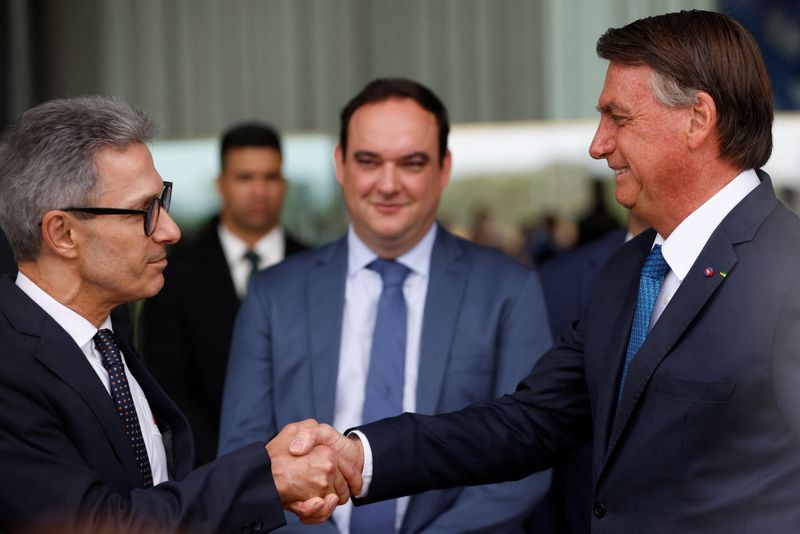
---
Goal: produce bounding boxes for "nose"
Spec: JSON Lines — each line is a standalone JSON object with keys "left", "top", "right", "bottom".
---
{"left": 152, "top": 207, "right": 181, "bottom": 245}
{"left": 376, "top": 163, "right": 400, "bottom": 194}
{"left": 589, "top": 117, "right": 614, "bottom": 160}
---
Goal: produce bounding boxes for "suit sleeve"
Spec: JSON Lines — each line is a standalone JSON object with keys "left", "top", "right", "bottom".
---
{"left": 218, "top": 279, "right": 279, "bottom": 455}
{"left": 356, "top": 304, "right": 593, "bottom": 505}
{"left": 0, "top": 369, "right": 284, "bottom": 533}
{"left": 419, "top": 271, "right": 556, "bottom": 532}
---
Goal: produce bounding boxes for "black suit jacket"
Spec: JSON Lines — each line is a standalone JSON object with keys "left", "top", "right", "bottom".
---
{"left": 0, "top": 276, "right": 284, "bottom": 533}
{"left": 357, "top": 172, "right": 800, "bottom": 533}
{"left": 139, "top": 218, "right": 306, "bottom": 465}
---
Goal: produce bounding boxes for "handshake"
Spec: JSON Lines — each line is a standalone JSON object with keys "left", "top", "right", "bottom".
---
{"left": 265, "top": 419, "right": 366, "bottom": 524}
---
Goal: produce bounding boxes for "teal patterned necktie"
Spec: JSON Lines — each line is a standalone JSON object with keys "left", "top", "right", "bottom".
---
{"left": 618, "top": 245, "right": 669, "bottom": 401}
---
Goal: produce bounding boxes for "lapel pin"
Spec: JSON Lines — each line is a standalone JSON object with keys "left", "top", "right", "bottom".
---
{"left": 719, "top": 271, "right": 727, "bottom": 278}
{"left": 704, "top": 266, "right": 714, "bottom": 277}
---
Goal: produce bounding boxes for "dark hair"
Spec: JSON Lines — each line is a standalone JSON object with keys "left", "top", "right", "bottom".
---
{"left": 596, "top": 10, "right": 773, "bottom": 170}
{"left": 339, "top": 78, "right": 450, "bottom": 163}
{"left": 220, "top": 122, "right": 282, "bottom": 169}
{"left": 0, "top": 96, "right": 155, "bottom": 261}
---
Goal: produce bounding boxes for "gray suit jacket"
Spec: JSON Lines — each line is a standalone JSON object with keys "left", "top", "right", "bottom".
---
{"left": 219, "top": 225, "right": 554, "bottom": 533}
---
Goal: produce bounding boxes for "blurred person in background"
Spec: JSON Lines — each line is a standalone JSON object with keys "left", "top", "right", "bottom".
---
{"left": 139, "top": 121, "right": 306, "bottom": 466}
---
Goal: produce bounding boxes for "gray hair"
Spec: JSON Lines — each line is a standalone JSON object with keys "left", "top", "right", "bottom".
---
{"left": 0, "top": 96, "right": 155, "bottom": 262}
{"left": 649, "top": 70, "right": 700, "bottom": 109}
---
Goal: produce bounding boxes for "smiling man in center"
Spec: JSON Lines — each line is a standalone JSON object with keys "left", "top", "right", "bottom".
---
{"left": 219, "top": 78, "right": 554, "bottom": 534}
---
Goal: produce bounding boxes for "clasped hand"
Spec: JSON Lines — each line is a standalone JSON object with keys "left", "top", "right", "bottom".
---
{"left": 266, "top": 419, "right": 364, "bottom": 524}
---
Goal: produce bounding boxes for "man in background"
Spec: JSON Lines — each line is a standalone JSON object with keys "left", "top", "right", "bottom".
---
{"left": 219, "top": 78, "right": 554, "bottom": 533}
{"left": 0, "top": 96, "right": 348, "bottom": 532}
{"left": 140, "top": 122, "right": 306, "bottom": 466}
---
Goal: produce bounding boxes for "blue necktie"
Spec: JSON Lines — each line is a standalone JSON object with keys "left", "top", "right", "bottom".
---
{"left": 618, "top": 245, "right": 669, "bottom": 401}
{"left": 350, "top": 259, "right": 410, "bottom": 534}
{"left": 93, "top": 329, "right": 154, "bottom": 488}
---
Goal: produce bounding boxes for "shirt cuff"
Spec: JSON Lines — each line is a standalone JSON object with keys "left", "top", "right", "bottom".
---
{"left": 346, "top": 430, "right": 373, "bottom": 498}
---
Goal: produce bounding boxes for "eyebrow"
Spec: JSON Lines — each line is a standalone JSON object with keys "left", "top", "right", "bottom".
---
{"left": 398, "top": 152, "right": 430, "bottom": 163}
{"left": 123, "top": 184, "right": 163, "bottom": 208}
{"left": 353, "top": 150, "right": 381, "bottom": 159}
{"left": 596, "top": 102, "right": 627, "bottom": 114}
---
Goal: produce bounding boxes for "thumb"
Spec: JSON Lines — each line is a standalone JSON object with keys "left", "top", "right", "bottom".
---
{"left": 289, "top": 423, "right": 343, "bottom": 456}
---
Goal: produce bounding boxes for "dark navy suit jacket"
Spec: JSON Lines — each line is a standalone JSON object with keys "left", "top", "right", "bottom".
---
{"left": 220, "top": 225, "right": 554, "bottom": 533}
{"left": 356, "top": 173, "right": 800, "bottom": 533}
{"left": 0, "top": 276, "right": 284, "bottom": 533}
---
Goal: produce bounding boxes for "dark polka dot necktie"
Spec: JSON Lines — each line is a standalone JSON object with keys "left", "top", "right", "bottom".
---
{"left": 93, "top": 328, "right": 153, "bottom": 488}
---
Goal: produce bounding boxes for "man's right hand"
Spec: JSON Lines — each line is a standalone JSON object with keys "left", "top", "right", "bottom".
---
{"left": 278, "top": 421, "right": 366, "bottom": 520}
{"left": 289, "top": 423, "right": 365, "bottom": 495}
{"left": 266, "top": 419, "right": 355, "bottom": 524}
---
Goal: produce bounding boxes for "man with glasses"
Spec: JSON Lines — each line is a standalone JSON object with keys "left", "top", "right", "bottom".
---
{"left": 0, "top": 96, "right": 352, "bottom": 532}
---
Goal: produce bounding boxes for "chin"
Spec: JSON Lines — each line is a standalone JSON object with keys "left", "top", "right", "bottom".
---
{"left": 144, "top": 277, "right": 166, "bottom": 298}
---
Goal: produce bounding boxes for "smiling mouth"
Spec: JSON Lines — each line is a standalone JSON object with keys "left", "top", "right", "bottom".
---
{"left": 371, "top": 201, "right": 406, "bottom": 213}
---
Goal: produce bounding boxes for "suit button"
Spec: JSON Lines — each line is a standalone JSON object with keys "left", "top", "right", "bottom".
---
{"left": 252, "top": 519, "right": 263, "bottom": 531}
{"left": 593, "top": 501, "right": 606, "bottom": 518}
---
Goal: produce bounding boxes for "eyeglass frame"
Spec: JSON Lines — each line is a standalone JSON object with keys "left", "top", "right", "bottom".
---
{"left": 61, "top": 181, "right": 172, "bottom": 237}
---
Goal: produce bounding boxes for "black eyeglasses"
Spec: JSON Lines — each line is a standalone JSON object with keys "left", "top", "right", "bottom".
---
{"left": 62, "top": 181, "right": 172, "bottom": 236}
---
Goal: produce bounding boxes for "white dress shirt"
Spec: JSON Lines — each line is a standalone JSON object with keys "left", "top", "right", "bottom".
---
{"left": 332, "top": 223, "right": 437, "bottom": 534}
{"left": 650, "top": 169, "right": 760, "bottom": 327}
{"left": 15, "top": 272, "right": 169, "bottom": 484}
{"left": 218, "top": 224, "right": 286, "bottom": 298}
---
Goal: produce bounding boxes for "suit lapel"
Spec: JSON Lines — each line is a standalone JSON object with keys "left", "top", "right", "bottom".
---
{"left": 416, "top": 228, "right": 468, "bottom": 414}
{"left": 307, "top": 239, "right": 348, "bottom": 424}
{"left": 120, "top": 338, "right": 193, "bottom": 480}
{"left": 592, "top": 235, "right": 650, "bottom": 455}
{"left": 32, "top": 317, "right": 145, "bottom": 486}
{"left": 203, "top": 223, "right": 240, "bottom": 307}
{"left": 603, "top": 238, "right": 737, "bottom": 464}
{"left": 598, "top": 171, "right": 777, "bottom": 481}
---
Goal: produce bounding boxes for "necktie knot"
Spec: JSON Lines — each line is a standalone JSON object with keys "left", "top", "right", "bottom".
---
{"left": 641, "top": 245, "right": 669, "bottom": 280}
{"left": 93, "top": 328, "right": 122, "bottom": 371}
{"left": 243, "top": 249, "right": 261, "bottom": 277}
{"left": 368, "top": 258, "right": 411, "bottom": 288}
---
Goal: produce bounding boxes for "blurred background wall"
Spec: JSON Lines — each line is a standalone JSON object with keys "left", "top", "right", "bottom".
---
{"left": 2, "top": 0, "right": 799, "bottom": 260}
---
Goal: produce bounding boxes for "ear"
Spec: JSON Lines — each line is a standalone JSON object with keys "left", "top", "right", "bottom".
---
{"left": 215, "top": 172, "right": 224, "bottom": 195}
{"left": 687, "top": 91, "right": 717, "bottom": 150}
{"left": 439, "top": 150, "right": 452, "bottom": 190}
{"left": 333, "top": 144, "right": 345, "bottom": 188}
{"left": 40, "top": 211, "right": 79, "bottom": 260}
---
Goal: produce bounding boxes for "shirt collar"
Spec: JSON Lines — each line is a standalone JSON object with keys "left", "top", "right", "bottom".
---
{"left": 656, "top": 169, "right": 760, "bottom": 281}
{"left": 347, "top": 223, "right": 438, "bottom": 279}
{"left": 15, "top": 272, "right": 112, "bottom": 348}
{"left": 218, "top": 223, "right": 284, "bottom": 264}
